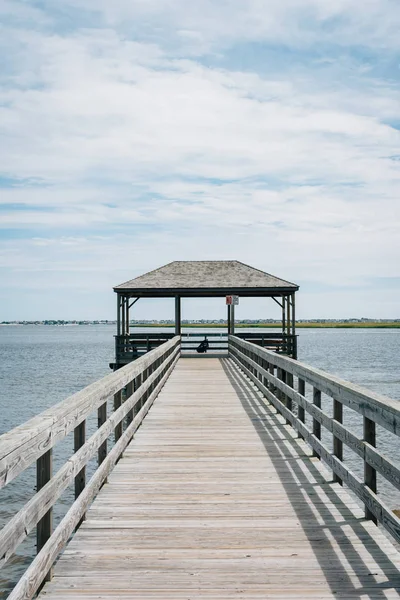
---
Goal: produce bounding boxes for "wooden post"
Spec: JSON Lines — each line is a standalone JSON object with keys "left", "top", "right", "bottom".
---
{"left": 269, "top": 363, "right": 275, "bottom": 394}
{"left": 126, "top": 381, "right": 134, "bottom": 426}
{"left": 136, "top": 373, "right": 143, "bottom": 413}
{"left": 282, "top": 297, "right": 286, "bottom": 338}
{"left": 74, "top": 421, "right": 86, "bottom": 499}
{"left": 364, "top": 417, "right": 377, "bottom": 522}
{"left": 98, "top": 402, "right": 107, "bottom": 466}
{"left": 37, "top": 449, "right": 53, "bottom": 581}
{"left": 276, "top": 367, "right": 283, "bottom": 408}
{"left": 231, "top": 304, "right": 235, "bottom": 335}
{"left": 114, "top": 390, "right": 123, "bottom": 441}
{"left": 175, "top": 296, "right": 181, "bottom": 335}
{"left": 286, "top": 372, "right": 293, "bottom": 413}
{"left": 286, "top": 293, "right": 290, "bottom": 337}
{"left": 291, "top": 293, "right": 297, "bottom": 359}
{"left": 227, "top": 304, "right": 231, "bottom": 334}
{"left": 333, "top": 399, "right": 343, "bottom": 484}
{"left": 121, "top": 296, "right": 125, "bottom": 337}
{"left": 313, "top": 387, "right": 321, "bottom": 458}
{"left": 116, "top": 294, "right": 121, "bottom": 367}
{"left": 125, "top": 296, "right": 130, "bottom": 335}
{"left": 298, "top": 378, "right": 305, "bottom": 439}
{"left": 117, "top": 294, "right": 121, "bottom": 336}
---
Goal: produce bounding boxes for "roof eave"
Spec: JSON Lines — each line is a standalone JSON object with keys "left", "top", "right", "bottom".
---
{"left": 113, "top": 286, "right": 299, "bottom": 297}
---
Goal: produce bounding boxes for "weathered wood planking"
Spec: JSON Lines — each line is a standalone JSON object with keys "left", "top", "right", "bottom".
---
{"left": 38, "top": 358, "right": 400, "bottom": 600}
{"left": 0, "top": 337, "right": 180, "bottom": 489}
{"left": 0, "top": 344, "right": 180, "bottom": 570}
{"left": 229, "top": 335, "right": 400, "bottom": 434}
{"left": 229, "top": 337, "right": 400, "bottom": 541}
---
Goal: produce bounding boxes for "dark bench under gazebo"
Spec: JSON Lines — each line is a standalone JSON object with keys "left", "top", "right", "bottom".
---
{"left": 112, "top": 260, "right": 299, "bottom": 368}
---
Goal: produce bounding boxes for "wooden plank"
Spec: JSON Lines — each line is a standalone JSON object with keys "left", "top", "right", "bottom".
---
{"left": 32, "top": 358, "right": 400, "bottom": 600}
{"left": 7, "top": 351, "right": 180, "bottom": 600}
{"left": 230, "top": 342, "right": 400, "bottom": 493}
{"left": 230, "top": 352, "right": 400, "bottom": 543}
{"left": 0, "top": 345, "right": 180, "bottom": 569}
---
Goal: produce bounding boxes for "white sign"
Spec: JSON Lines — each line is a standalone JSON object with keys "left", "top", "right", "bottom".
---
{"left": 226, "top": 295, "right": 239, "bottom": 306}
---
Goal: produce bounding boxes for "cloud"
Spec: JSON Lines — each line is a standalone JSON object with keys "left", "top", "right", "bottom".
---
{"left": 0, "top": 1, "right": 399, "bottom": 319}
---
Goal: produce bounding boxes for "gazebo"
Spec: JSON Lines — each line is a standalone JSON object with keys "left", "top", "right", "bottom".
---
{"left": 112, "top": 260, "right": 299, "bottom": 368}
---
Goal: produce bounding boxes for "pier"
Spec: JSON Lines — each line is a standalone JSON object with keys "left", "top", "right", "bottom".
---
{"left": 2, "top": 336, "right": 400, "bottom": 598}
{"left": 2, "top": 261, "right": 400, "bottom": 599}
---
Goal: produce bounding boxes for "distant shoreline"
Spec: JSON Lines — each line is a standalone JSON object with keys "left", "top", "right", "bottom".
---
{"left": 133, "top": 322, "right": 400, "bottom": 329}
{"left": 1, "top": 321, "right": 399, "bottom": 329}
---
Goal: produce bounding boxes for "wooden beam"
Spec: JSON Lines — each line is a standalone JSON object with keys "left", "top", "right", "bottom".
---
{"left": 364, "top": 416, "right": 377, "bottom": 522}
{"left": 125, "top": 296, "right": 129, "bottom": 335}
{"left": 116, "top": 294, "right": 121, "bottom": 336}
{"left": 175, "top": 296, "right": 181, "bottom": 335}
{"left": 121, "top": 296, "right": 125, "bottom": 337}
{"left": 271, "top": 296, "right": 283, "bottom": 308}
{"left": 128, "top": 297, "right": 139, "bottom": 309}
{"left": 286, "top": 293, "right": 290, "bottom": 337}
{"left": 36, "top": 449, "right": 52, "bottom": 582}
{"left": 74, "top": 422, "right": 86, "bottom": 500}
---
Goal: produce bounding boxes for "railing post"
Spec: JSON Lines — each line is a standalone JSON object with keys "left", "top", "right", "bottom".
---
{"left": 262, "top": 358, "right": 269, "bottom": 388}
{"left": 114, "top": 390, "right": 123, "bottom": 441}
{"left": 333, "top": 399, "right": 343, "bottom": 484}
{"left": 298, "top": 378, "right": 305, "bottom": 439}
{"left": 286, "top": 372, "right": 293, "bottom": 413}
{"left": 126, "top": 381, "right": 134, "bottom": 426}
{"left": 364, "top": 416, "right": 377, "bottom": 523}
{"left": 313, "top": 387, "right": 321, "bottom": 458}
{"left": 135, "top": 373, "right": 143, "bottom": 414}
{"left": 37, "top": 449, "right": 53, "bottom": 581}
{"left": 98, "top": 401, "right": 107, "bottom": 466}
{"left": 269, "top": 363, "right": 275, "bottom": 394}
{"left": 74, "top": 420, "right": 86, "bottom": 528}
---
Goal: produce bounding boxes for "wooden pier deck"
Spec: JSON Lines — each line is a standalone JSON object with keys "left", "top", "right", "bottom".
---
{"left": 40, "top": 358, "right": 400, "bottom": 600}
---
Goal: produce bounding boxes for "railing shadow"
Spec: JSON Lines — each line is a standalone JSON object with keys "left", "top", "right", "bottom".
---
{"left": 220, "top": 357, "right": 400, "bottom": 599}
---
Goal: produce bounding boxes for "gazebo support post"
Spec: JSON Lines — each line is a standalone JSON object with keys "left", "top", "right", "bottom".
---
{"left": 282, "top": 296, "right": 286, "bottom": 338}
{"left": 291, "top": 293, "right": 297, "bottom": 359}
{"left": 125, "top": 296, "right": 129, "bottom": 335}
{"left": 175, "top": 296, "right": 181, "bottom": 335}
{"left": 286, "top": 293, "right": 290, "bottom": 337}
{"left": 231, "top": 304, "right": 235, "bottom": 335}
{"left": 227, "top": 304, "right": 231, "bottom": 334}
{"left": 117, "top": 294, "right": 121, "bottom": 336}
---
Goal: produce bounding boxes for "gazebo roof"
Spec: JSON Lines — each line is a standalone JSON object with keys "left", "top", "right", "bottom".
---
{"left": 114, "top": 261, "right": 298, "bottom": 298}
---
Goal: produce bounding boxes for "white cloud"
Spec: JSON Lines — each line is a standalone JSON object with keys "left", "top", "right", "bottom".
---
{"left": 0, "top": 0, "right": 399, "bottom": 318}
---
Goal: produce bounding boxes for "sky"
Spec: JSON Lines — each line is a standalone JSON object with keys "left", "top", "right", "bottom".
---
{"left": 0, "top": 0, "right": 399, "bottom": 321}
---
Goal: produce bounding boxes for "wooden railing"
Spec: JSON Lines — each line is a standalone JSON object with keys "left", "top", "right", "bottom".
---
{"left": 229, "top": 335, "right": 400, "bottom": 543}
{"left": 0, "top": 336, "right": 181, "bottom": 600}
{"left": 114, "top": 332, "right": 175, "bottom": 365}
{"left": 181, "top": 332, "right": 228, "bottom": 353}
{"left": 235, "top": 332, "right": 297, "bottom": 358}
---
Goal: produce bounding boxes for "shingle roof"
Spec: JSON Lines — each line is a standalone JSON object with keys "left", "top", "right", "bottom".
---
{"left": 114, "top": 261, "right": 298, "bottom": 297}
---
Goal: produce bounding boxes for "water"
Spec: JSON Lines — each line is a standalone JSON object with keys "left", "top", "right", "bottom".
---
{"left": 0, "top": 325, "right": 399, "bottom": 594}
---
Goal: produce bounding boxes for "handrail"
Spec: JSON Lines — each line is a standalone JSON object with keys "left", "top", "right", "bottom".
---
{"left": 229, "top": 335, "right": 400, "bottom": 543}
{"left": 0, "top": 336, "right": 181, "bottom": 599}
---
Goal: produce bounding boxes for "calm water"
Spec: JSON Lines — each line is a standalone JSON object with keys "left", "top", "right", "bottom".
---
{"left": 0, "top": 325, "right": 399, "bottom": 594}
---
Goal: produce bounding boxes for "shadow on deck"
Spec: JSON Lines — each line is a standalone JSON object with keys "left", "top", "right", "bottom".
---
{"left": 221, "top": 357, "right": 400, "bottom": 599}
